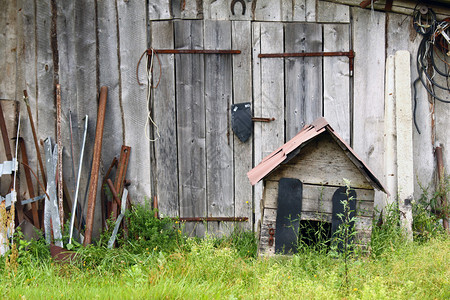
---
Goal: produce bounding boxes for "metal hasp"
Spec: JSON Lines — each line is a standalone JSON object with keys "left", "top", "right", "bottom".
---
{"left": 231, "top": 0, "right": 246, "bottom": 15}
{"left": 148, "top": 49, "right": 241, "bottom": 55}
{"left": 174, "top": 217, "right": 248, "bottom": 222}
{"left": 251, "top": 117, "right": 275, "bottom": 122}
{"left": 258, "top": 50, "right": 355, "bottom": 74}
{"left": 0, "top": 160, "right": 18, "bottom": 176}
{"left": 84, "top": 86, "right": 108, "bottom": 246}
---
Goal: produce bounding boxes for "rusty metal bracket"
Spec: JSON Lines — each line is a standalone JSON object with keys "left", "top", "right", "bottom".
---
{"left": 148, "top": 49, "right": 241, "bottom": 55}
{"left": 251, "top": 117, "right": 275, "bottom": 123}
{"left": 268, "top": 228, "right": 275, "bottom": 247}
{"left": 258, "top": 50, "right": 355, "bottom": 73}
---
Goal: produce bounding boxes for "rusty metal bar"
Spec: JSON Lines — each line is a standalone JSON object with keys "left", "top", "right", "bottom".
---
{"left": 174, "top": 217, "right": 248, "bottom": 222}
{"left": 258, "top": 50, "right": 355, "bottom": 73}
{"left": 149, "top": 49, "right": 241, "bottom": 55}
{"left": 102, "top": 156, "right": 118, "bottom": 229}
{"left": 23, "top": 90, "right": 47, "bottom": 187}
{"left": 112, "top": 146, "right": 131, "bottom": 219}
{"left": 84, "top": 86, "right": 108, "bottom": 246}
{"left": 251, "top": 117, "right": 275, "bottom": 123}
{"left": 106, "top": 178, "right": 121, "bottom": 206}
{"left": 258, "top": 51, "right": 354, "bottom": 58}
{"left": 56, "top": 84, "right": 64, "bottom": 228}
{"left": 0, "top": 101, "right": 13, "bottom": 161}
{"left": 360, "top": 0, "right": 378, "bottom": 9}
{"left": 18, "top": 138, "right": 40, "bottom": 228}
{"left": 436, "top": 145, "right": 449, "bottom": 231}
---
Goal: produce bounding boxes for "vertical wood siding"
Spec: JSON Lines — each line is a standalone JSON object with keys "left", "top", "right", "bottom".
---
{"left": 2, "top": 0, "right": 449, "bottom": 237}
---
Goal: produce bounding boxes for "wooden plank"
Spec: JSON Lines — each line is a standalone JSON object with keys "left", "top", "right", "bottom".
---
{"left": 175, "top": 20, "right": 206, "bottom": 236}
{"left": 285, "top": 23, "right": 322, "bottom": 140}
{"left": 352, "top": 7, "right": 386, "bottom": 209}
{"left": 268, "top": 133, "right": 373, "bottom": 189}
{"left": 386, "top": 13, "right": 434, "bottom": 207}
{"left": 204, "top": 0, "right": 252, "bottom": 20}
{"left": 56, "top": 0, "right": 78, "bottom": 216}
{"left": 253, "top": 0, "right": 282, "bottom": 21}
{"left": 16, "top": 0, "right": 38, "bottom": 200}
{"left": 98, "top": 0, "right": 124, "bottom": 188}
{"left": 317, "top": 1, "right": 350, "bottom": 23}
{"left": 36, "top": 0, "right": 56, "bottom": 140}
{"left": 181, "top": 0, "right": 203, "bottom": 19}
{"left": 252, "top": 22, "right": 263, "bottom": 233}
{"left": 149, "top": 0, "right": 172, "bottom": 20}
{"left": 204, "top": 20, "right": 234, "bottom": 236}
{"left": 305, "top": 0, "right": 316, "bottom": 22}
{"left": 383, "top": 55, "right": 397, "bottom": 207}
{"left": 293, "top": 0, "right": 306, "bottom": 22}
{"left": 323, "top": 24, "right": 350, "bottom": 144}
{"left": 0, "top": 0, "right": 17, "bottom": 101}
{"left": 395, "top": 50, "right": 414, "bottom": 240}
{"left": 258, "top": 207, "right": 276, "bottom": 256}
{"left": 232, "top": 20, "right": 253, "bottom": 231}
{"left": 151, "top": 21, "right": 179, "bottom": 218}
{"left": 253, "top": 22, "right": 284, "bottom": 233}
{"left": 117, "top": 0, "right": 150, "bottom": 201}
{"left": 264, "top": 180, "right": 374, "bottom": 216}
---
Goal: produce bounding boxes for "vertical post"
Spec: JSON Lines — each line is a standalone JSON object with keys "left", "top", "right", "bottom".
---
{"left": 435, "top": 145, "right": 449, "bottom": 231}
{"left": 84, "top": 86, "right": 108, "bottom": 245}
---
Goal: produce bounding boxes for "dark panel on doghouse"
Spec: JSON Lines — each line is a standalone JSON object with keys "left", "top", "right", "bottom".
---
{"left": 275, "top": 178, "right": 302, "bottom": 254}
{"left": 331, "top": 186, "right": 357, "bottom": 250}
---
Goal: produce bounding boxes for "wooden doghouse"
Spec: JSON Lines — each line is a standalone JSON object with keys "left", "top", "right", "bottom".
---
{"left": 248, "top": 117, "right": 387, "bottom": 255}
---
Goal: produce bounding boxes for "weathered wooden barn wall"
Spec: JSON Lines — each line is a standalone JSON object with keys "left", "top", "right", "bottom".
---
{"left": 1, "top": 0, "right": 449, "bottom": 237}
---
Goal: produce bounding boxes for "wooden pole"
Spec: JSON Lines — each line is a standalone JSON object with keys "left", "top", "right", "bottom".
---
{"left": 435, "top": 145, "right": 449, "bottom": 232}
{"left": 84, "top": 86, "right": 108, "bottom": 245}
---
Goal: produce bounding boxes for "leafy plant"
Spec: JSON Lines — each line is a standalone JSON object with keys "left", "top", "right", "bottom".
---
{"left": 124, "top": 199, "right": 184, "bottom": 253}
{"left": 330, "top": 179, "right": 358, "bottom": 292}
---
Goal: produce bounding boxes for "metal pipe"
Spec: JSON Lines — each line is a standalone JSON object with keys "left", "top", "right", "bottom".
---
{"left": 84, "top": 87, "right": 108, "bottom": 245}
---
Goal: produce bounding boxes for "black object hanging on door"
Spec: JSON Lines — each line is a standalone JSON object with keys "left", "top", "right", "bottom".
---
{"left": 231, "top": 102, "right": 252, "bottom": 143}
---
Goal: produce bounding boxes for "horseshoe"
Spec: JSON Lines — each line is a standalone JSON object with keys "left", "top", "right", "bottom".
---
{"left": 231, "top": 0, "right": 246, "bottom": 16}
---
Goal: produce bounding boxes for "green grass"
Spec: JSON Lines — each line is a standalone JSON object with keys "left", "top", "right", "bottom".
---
{"left": 1, "top": 235, "right": 449, "bottom": 299}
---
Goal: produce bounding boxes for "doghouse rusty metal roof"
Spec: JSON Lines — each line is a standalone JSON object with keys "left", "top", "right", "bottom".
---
{"left": 247, "top": 117, "right": 387, "bottom": 193}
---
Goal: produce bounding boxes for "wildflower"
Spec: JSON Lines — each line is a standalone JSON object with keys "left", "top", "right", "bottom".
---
{"left": 175, "top": 221, "right": 178, "bottom": 224}
{"left": 314, "top": 275, "right": 317, "bottom": 278}
{"left": 246, "top": 201, "right": 249, "bottom": 204}
{"left": 353, "top": 288, "right": 358, "bottom": 292}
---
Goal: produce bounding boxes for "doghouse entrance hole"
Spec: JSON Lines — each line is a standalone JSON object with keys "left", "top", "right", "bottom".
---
{"left": 298, "top": 220, "right": 332, "bottom": 251}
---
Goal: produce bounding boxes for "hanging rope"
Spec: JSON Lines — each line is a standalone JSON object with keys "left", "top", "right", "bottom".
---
{"left": 136, "top": 48, "right": 162, "bottom": 142}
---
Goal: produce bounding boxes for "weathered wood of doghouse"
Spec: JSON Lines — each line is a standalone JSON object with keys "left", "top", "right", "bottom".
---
{"left": 259, "top": 132, "right": 374, "bottom": 255}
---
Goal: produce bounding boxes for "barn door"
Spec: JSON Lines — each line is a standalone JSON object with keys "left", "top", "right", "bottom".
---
{"left": 150, "top": 19, "right": 253, "bottom": 235}
{"left": 275, "top": 178, "right": 303, "bottom": 254}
